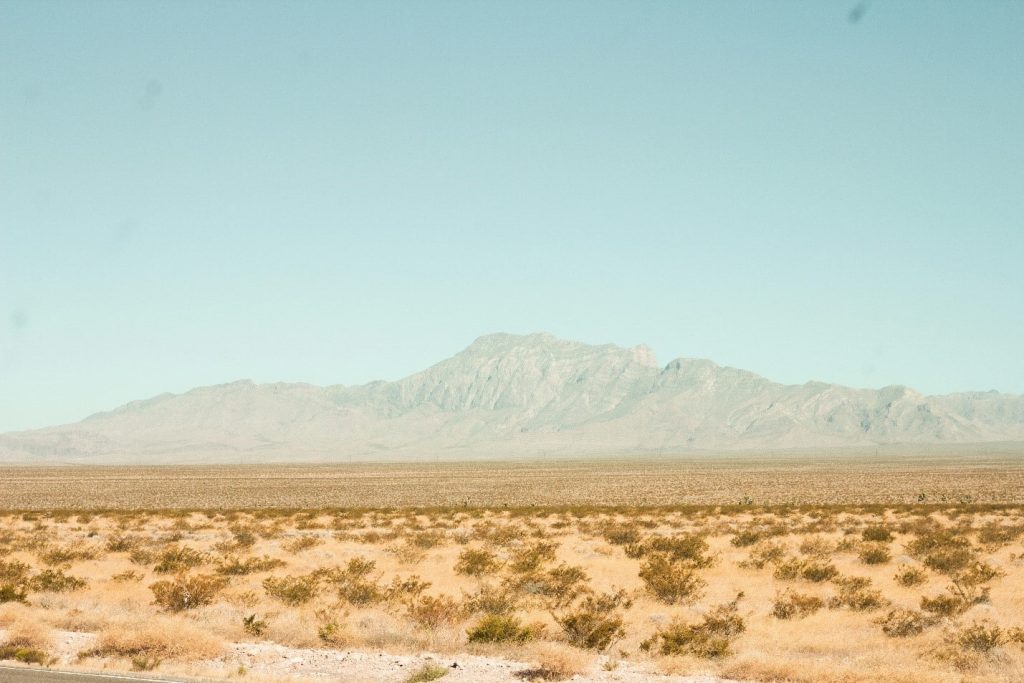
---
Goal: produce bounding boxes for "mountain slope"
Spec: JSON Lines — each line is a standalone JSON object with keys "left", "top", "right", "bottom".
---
{"left": 2, "top": 333, "right": 1022, "bottom": 463}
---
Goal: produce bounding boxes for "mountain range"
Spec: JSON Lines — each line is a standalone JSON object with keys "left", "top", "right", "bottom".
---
{"left": 2, "top": 332, "right": 1023, "bottom": 463}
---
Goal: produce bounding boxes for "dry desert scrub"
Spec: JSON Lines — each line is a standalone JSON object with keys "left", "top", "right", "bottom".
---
{"left": 0, "top": 503, "right": 1022, "bottom": 681}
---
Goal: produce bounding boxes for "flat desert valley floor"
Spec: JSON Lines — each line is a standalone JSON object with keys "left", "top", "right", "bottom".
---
{"left": 2, "top": 450, "right": 1024, "bottom": 509}
{"left": 1, "top": 456, "right": 1024, "bottom": 683}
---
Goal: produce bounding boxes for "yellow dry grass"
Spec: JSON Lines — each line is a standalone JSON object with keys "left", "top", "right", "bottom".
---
{"left": 0, "top": 459, "right": 1023, "bottom": 681}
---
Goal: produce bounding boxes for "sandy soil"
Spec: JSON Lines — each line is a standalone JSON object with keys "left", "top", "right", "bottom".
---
{"left": 0, "top": 628, "right": 740, "bottom": 683}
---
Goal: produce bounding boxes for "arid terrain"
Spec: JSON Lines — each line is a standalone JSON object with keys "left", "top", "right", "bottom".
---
{"left": 2, "top": 451, "right": 1024, "bottom": 509}
{"left": 1, "top": 459, "right": 1024, "bottom": 682}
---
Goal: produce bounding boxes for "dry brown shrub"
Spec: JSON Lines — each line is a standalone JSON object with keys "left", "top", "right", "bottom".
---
{"left": 150, "top": 574, "right": 227, "bottom": 611}
{"left": 523, "top": 642, "right": 590, "bottom": 680}
{"left": 509, "top": 541, "right": 558, "bottom": 574}
{"left": 798, "top": 535, "right": 835, "bottom": 558}
{"left": 931, "top": 620, "right": 1008, "bottom": 670}
{"left": 858, "top": 543, "right": 891, "bottom": 565}
{"left": 454, "top": 548, "right": 501, "bottom": 577}
{"left": 406, "top": 594, "right": 463, "bottom": 629}
{"left": 85, "top": 618, "right": 223, "bottom": 661}
{"left": 283, "top": 536, "right": 324, "bottom": 553}
{"left": 828, "top": 576, "right": 886, "bottom": 611}
{"left": 152, "top": 545, "right": 207, "bottom": 574}
{"left": 893, "top": 564, "right": 927, "bottom": 587}
{"left": 2, "top": 621, "right": 53, "bottom": 651}
{"left": 861, "top": 525, "right": 894, "bottom": 542}
{"left": 738, "top": 539, "right": 786, "bottom": 569}
{"left": 463, "top": 583, "right": 520, "bottom": 616}
{"left": 771, "top": 589, "right": 824, "bottom": 619}
{"left": 876, "top": 608, "right": 934, "bottom": 637}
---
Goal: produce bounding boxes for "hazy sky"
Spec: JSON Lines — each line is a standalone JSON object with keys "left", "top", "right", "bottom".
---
{"left": 1, "top": 1, "right": 1022, "bottom": 433}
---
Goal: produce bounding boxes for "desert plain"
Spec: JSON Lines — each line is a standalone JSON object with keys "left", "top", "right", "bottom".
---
{"left": 1, "top": 455, "right": 1023, "bottom": 683}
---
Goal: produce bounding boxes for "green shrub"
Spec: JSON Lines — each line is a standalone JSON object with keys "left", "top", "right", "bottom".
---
{"left": 0, "top": 645, "right": 49, "bottom": 665}
{"left": 509, "top": 542, "right": 558, "bottom": 574}
{"left": 153, "top": 546, "right": 207, "bottom": 574}
{"left": 894, "top": 564, "right": 927, "bottom": 587}
{"left": 642, "top": 597, "right": 745, "bottom": 659}
{"left": 861, "top": 525, "right": 893, "bottom": 542}
{"left": 228, "top": 525, "right": 259, "bottom": 548}
{"left": 0, "top": 560, "right": 30, "bottom": 583}
{"left": 129, "top": 547, "right": 156, "bottom": 566}
{"left": 922, "top": 547, "right": 974, "bottom": 574}
{"left": 318, "top": 557, "right": 383, "bottom": 606}
{"left": 38, "top": 544, "right": 98, "bottom": 566}
{"left": 858, "top": 543, "right": 891, "bottom": 565}
{"left": 800, "top": 560, "right": 839, "bottom": 582}
{"left": 738, "top": 540, "right": 786, "bottom": 569}
{"left": 877, "top": 608, "right": 933, "bottom": 637}
{"left": 105, "top": 534, "right": 140, "bottom": 552}
{"left": 454, "top": 548, "right": 501, "bottom": 577}
{"left": 771, "top": 590, "right": 824, "bottom": 619}
{"left": 629, "top": 534, "right": 713, "bottom": 567}
{"left": 948, "top": 561, "right": 1002, "bottom": 606}
{"left": 131, "top": 655, "right": 161, "bottom": 671}
{"left": 466, "top": 614, "right": 541, "bottom": 644}
{"left": 638, "top": 553, "right": 705, "bottom": 604}
{"left": 920, "top": 592, "right": 967, "bottom": 617}
{"left": 949, "top": 620, "right": 1006, "bottom": 653}
{"left": 0, "top": 583, "right": 28, "bottom": 604}
{"left": 798, "top": 536, "right": 835, "bottom": 558}
{"left": 382, "top": 575, "right": 431, "bottom": 604}
{"left": 242, "top": 614, "right": 268, "bottom": 637}
{"left": 906, "top": 530, "right": 974, "bottom": 575}
{"left": 601, "top": 522, "right": 642, "bottom": 546}
{"left": 406, "top": 662, "right": 449, "bottom": 682}
{"left": 409, "top": 530, "right": 446, "bottom": 550}
{"left": 829, "top": 576, "right": 885, "bottom": 611}
{"left": 506, "top": 563, "right": 589, "bottom": 608}
{"left": 29, "top": 569, "right": 87, "bottom": 593}
{"left": 772, "top": 557, "right": 803, "bottom": 580}
{"left": 217, "top": 555, "right": 286, "bottom": 576}
{"left": 554, "top": 590, "right": 631, "bottom": 651}
{"left": 463, "top": 584, "right": 519, "bottom": 616}
{"left": 976, "top": 522, "right": 1024, "bottom": 547}
{"left": 773, "top": 557, "right": 838, "bottom": 582}
{"left": 730, "top": 529, "right": 763, "bottom": 548}
{"left": 263, "top": 574, "right": 320, "bottom": 606}
{"left": 283, "top": 536, "right": 323, "bottom": 553}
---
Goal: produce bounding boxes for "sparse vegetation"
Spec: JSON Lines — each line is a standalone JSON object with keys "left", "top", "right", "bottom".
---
{"left": 641, "top": 596, "right": 745, "bottom": 658}
{"left": 454, "top": 547, "right": 501, "bottom": 577}
{"left": 771, "top": 589, "right": 824, "bottom": 619}
{"left": 877, "top": 608, "right": 933, "bottom": 637}
{"left": 894, "top": 564, "right": 927, "bottom": 587}
{"left": 150, "top": 574, "right": 227, "bottom": 611}
{"left": 553, "top": 590, "right": 631, "bottom": 651}
{"left": 638, "top": 553, "right": 706, "bottom": 604}
{"left": 262, "top": 574, "right": 320, "bottom": 606}
{"left": 406, "top": 662, "right": 449, "bottom": 682}
{"left": 466, "top": 614, "right": 542, "bottom": 644}
{"left": 0, "top": 481, "right": 1021, "bottom": 682}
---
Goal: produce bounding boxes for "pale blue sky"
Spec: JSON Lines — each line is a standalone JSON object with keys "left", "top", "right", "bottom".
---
{"left": 1, "top": 1, "right": 1022, "bottom": 432}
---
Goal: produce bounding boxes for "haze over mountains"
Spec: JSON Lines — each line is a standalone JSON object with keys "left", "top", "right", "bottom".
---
{"left": 2, "top": 333, "right": 1023, "bottom": 464}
